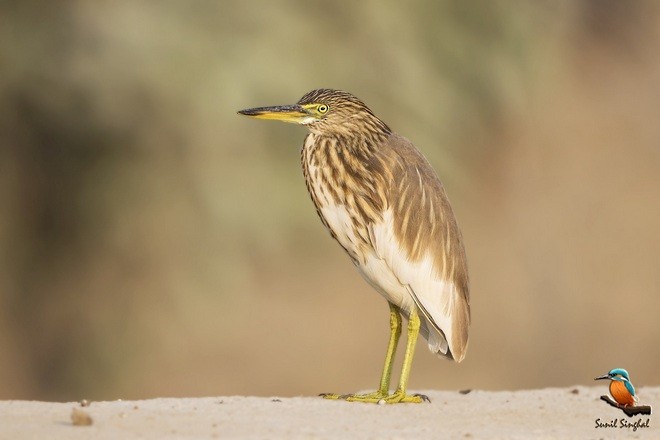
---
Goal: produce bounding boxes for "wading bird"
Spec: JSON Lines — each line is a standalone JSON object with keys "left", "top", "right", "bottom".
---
{"left": 238, "top": 89, "right": 470, "bottom": 404}
{"left": 595, "top": 368, "right": 638, "bottom": 407}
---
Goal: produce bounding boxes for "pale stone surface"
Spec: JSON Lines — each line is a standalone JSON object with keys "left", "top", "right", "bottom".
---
{"left": 0, "top": 387, "right": 657, "bottom": 439}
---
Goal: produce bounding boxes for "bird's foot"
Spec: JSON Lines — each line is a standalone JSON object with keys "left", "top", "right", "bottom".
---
{"left": 319, "top": 391, "right": 386, "bottom": 401}
{"left": 319, "top": 390, "right": 430, "bottom": 404}
{"left": 374, "top": 390, "right": 430, "bottom": 404}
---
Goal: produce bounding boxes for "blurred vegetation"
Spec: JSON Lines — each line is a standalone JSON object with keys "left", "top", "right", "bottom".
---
{"left": 1, "top": 1, "right": 659, "bottom": 401}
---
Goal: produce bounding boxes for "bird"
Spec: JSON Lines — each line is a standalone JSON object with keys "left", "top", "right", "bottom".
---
{"left": 238, "top": 89, "right": 470, "bottom": 404}
{"left": 594, "top": 368, "right": 638, "bottom": 407}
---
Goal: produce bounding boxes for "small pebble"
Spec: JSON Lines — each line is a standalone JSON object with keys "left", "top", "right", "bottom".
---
{"left": 71, "top": 408, "right": 93, "bottom": 426}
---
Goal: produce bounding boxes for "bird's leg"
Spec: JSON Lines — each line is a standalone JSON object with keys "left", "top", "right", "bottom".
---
{"left": 320, "top": 303, "right": 401, "bottom": 402}
{"left": 322, "top": 306, "right": 427, "bottom": 404}
{"left": 378, "top": 306, "right": 428, "bottom": 403}
{"left": 377, "top": 303, "right": 403, "bottom": 394}
{"left": 344, "top": 303, "right": 402, "bottom": 401}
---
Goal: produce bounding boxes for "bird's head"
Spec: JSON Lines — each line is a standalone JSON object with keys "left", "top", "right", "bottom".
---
{"left": 238, "top": 89, "right": 390, "bottom": 138}
{"left": 594, "top": 368, "right": 631, "bottom": 382}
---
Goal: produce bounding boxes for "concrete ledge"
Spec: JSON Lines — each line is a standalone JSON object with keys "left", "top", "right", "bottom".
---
{"left": 0, "top": 387, "right": 656, "bottom": 439}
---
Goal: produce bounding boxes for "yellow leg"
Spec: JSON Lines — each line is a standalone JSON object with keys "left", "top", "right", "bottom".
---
{"left": 321, "top": 303, "right": 401, "bottom": 401}
{"left": 321, "top": 305, "right": 428, "bottom": 404}
{"left": 383, "top": 306, "right": 426, "bottom": 403}
{"left": 377, "top": 303, "right": 402, "bottom": 394}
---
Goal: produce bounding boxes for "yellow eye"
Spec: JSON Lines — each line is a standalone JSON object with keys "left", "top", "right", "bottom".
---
{"left": 317, "top": 104, "right": 328, "bottom": 114}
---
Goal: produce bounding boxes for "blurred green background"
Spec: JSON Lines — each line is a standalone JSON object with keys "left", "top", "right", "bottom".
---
{"left": 1, "top": 1, "right": 659, "bottom": 401}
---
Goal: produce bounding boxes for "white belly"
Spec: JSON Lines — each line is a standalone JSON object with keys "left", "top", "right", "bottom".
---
{"left": 317, "top": 200, "right": 414, "bottom": 313}
{"left": 356, "top": 252, "right": 416, "bottom": 313}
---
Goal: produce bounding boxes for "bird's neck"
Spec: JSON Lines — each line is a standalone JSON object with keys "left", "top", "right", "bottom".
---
{"left": 309, "top": 127, "right": 390, "bottom": 159}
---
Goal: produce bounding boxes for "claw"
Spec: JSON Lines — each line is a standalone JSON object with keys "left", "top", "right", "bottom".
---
{"left": 413, "top": 393, "right": 431, "bottom": 403}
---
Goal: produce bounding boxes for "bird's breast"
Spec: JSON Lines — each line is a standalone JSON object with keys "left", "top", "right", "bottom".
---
{"left": 301, "top": 134, "right": 376, "bottom": 263}
{"left": 302, "top": 171, "right": 412, "bottom": 310}
{"left": 307, "top": 178, "right": 372, "bottom": 263}
{"left": 610, "top": 381, "right": 635, "bottom": 406}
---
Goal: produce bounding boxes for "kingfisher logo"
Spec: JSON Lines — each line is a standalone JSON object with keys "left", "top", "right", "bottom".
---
{"left": 593, "top": 368, "right": 652, "bottom": 432}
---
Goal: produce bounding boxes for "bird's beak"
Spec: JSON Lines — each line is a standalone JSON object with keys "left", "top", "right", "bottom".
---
{"left": 594, "top": 374, "right": 610, "bottom": 381}
{"left": 237, "top": 104, "right": 312, "bottom": 124}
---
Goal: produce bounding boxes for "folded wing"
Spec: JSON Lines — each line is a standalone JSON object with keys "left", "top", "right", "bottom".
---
{"left": 370, "top": 134, "right": 470, "bottom": 361}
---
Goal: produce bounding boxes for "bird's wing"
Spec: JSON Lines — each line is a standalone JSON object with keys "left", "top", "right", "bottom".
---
{"left": 624, "top": 379, "right": 637, "bottom": 398}
{"left": 369, "top": 133, "right": 470, "bottom": 361}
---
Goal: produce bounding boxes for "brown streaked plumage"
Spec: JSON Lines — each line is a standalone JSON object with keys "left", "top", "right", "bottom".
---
{"left": 238, "top": 89, "right": 470, "bottom": 404}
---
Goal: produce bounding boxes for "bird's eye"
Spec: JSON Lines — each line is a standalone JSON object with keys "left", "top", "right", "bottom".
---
{"left": 317, "top": 104, "right": 328, "bottom": 114}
